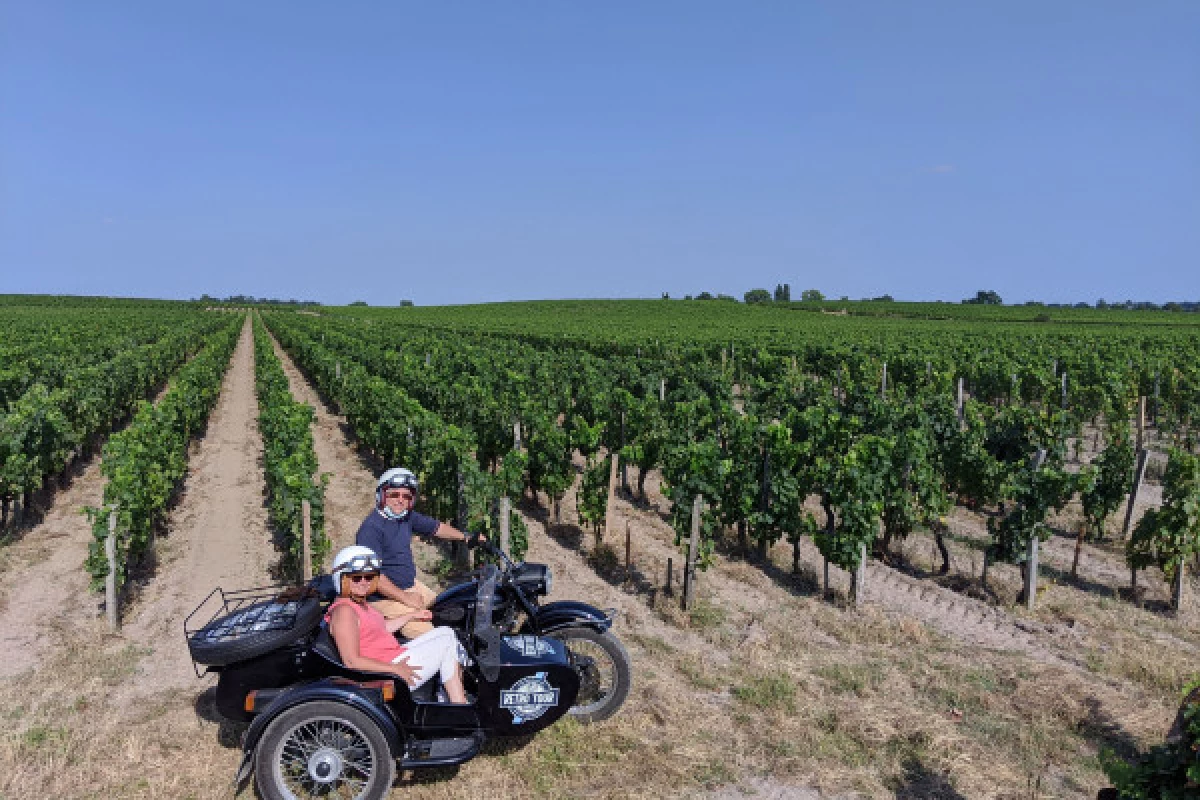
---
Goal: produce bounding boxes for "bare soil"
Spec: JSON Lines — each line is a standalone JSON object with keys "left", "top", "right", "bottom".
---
{"left": 0, "top": 455, "right": 107, "bottom": 678}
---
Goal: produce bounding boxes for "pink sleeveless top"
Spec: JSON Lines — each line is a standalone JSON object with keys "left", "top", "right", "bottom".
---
{"left": 325, "top": 598, "right": 406, "bottom": 663}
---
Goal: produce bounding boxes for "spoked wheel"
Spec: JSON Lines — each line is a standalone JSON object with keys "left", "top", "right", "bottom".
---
{"left": 254, "top": 701, "right": 395, "bottom": 800}
{"left": 548, "top": 627, "right": 631, "bottom": 724}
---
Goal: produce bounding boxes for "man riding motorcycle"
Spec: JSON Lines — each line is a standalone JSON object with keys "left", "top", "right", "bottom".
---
{"left": 354, "top": 467, "right": 484, "bottom": 638}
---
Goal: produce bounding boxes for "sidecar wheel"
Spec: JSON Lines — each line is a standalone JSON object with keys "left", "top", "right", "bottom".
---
{"left": 254, "top": 701, "right": 395, "bottom": 800}
{"left": 549, "top": 627, "right": 631, "bottom": 724}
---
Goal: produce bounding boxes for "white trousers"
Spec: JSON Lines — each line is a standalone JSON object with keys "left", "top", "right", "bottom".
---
{"left": 391, "top": 626, "right": 463, "bottom": 689}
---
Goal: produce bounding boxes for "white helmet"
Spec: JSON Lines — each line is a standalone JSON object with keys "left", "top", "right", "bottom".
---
{"left": 330, "top": 545, "right": 382, "bottom": 593}
{"left": 375, "top": 467, "right": 419, "bottom": 513}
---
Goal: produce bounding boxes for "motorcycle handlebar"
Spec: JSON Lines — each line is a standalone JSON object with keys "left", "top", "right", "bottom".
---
{"left": 477, "top": 538, "right": 515, "bottom": 570}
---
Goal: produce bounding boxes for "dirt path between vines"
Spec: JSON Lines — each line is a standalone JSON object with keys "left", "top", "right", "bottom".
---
{"left": 0, "top": 461, "right": 108, "bottom": 678}
{"left": 119, "top": 314, "right": 277, "bottom": 693}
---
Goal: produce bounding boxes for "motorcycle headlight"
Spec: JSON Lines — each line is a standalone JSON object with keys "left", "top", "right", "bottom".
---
{"left": 544, "top": 567, "right": 553, "bottom": 596}
{"left": 514, "top": 563, "right": 552, "bottom": 596}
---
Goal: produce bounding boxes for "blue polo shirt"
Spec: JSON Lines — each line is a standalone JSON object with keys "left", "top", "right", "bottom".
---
{"left": 355, "top": 509, "right": 440, "bottom": 590}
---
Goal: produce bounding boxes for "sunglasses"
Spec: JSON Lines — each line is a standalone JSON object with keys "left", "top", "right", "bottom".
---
{"left": 347, "top": 573, "right": 379, "bottom": 584}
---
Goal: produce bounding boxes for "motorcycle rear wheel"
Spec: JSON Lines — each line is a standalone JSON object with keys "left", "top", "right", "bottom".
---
{"left": 548, "top": 627, "right": 631, "bottom": 724}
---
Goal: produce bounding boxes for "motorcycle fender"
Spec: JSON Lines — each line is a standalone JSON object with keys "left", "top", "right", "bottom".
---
{"left": 523, "top": 601, "right": 613, "bottom": 635}
{"left": 240, "top": 681, "right": 403, "bottom": 761}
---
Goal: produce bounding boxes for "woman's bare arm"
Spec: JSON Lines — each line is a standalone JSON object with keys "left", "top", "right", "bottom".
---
{"left": 329, "top": 605, "right": 418, "bottom": 684}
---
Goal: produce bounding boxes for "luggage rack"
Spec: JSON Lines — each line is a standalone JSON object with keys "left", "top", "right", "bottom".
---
{"left": 184, "top": 584, "right": 318, "bottom": 676}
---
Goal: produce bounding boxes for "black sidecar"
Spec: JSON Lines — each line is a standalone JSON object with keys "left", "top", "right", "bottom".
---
{"left": 186, "top": 565, "right": 584, "bottom": 800}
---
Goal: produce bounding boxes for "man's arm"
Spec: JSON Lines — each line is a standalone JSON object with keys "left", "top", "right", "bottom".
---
{"left": 384, "top": 609, "right": 431, "bottom": 633}
{"left": 374, "top": 573, "right": 429, "bottom": 607}
{"left": 425, "top": 519, "right": 485, "bottom": 544}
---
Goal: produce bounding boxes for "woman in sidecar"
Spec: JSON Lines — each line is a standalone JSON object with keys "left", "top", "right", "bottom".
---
{"left": 325, "top": 545, "right": 467, "bottom": 703}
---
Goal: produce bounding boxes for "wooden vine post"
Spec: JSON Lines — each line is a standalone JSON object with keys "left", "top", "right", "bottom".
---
{"left": 1173, "top": 564, "right": 1186, "bottom": 613}
{"left": 759, "top": 445, "right": 771, "bottom": 560}
{"left": 1070, "top": 521, "right": 1085, "bottom": 580}
{"left": 624, "top": 522, "right": 632, "bottom": 588}
{"left": 620, "top": 412, "right": 629, "bottom": 494}
{"left": 1023, "top": 448, "right": 1048, "bottom": 610}
{"left": 105, "top": 506, "right": 119, "bottom": 631}
{"left": 603, "top": 452, "right": 619, "bottom": 544}
{"left": 1136, "top": 396, "right": 1146, "bottom": 452}
{"left": 455, "top": 468, "right": 470, "bottom": 567}
{"left": 682, "top": 495, "right": 702, "bottom": 612}
{"left": 956, "top": 377, "right": 965, "bottom": 426}
{"left": 1152, "top": 373, "right": 1160, "bottom": 426}
{"left": 852, "top": 541, "right": 867, "bottom": 608}
{"left": 499, "top": 496, "right": 511, "bottom": 554}
{"left": 1025, "top": 527, "right": 1040, "bottom": 611}
{"left": 301, "top": 499, "right": 313, "bottom": 582}
{"left": 1120, "top": 448, "right": 1150, "bottom": 540}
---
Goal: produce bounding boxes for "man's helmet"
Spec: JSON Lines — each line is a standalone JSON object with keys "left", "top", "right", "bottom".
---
{"left": 331, "top": 545, "right": 383, "bottom": 593}
{"left": 375, "top": 467, "right": 419, "bottom": 513}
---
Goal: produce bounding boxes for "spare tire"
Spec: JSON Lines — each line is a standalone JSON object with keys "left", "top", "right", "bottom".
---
{"left": 188, "top": 594, "right": 323, "bottom": 666}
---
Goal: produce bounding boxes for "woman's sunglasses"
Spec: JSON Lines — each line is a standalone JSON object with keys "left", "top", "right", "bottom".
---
{"left": 347, "top": 573, "right": 379, "bottom": 584}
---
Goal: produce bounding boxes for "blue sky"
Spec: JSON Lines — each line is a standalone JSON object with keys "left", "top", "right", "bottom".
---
{"left": 2, "top": 2, "right": 1197, "bottom": 305}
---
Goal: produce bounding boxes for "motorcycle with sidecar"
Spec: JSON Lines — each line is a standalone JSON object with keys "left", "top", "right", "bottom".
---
{"left": 185, "top": 544, "right": 631, "bottom": 799}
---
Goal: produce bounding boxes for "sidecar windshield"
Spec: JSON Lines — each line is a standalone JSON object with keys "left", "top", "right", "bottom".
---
{"left": 473, "top": 564, "right": 503, "bottom": 681}
{"left": 474, "top": 564, "right": 499, "bottom": 637}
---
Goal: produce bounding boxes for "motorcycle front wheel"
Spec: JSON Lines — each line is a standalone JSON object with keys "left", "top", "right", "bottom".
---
{"left": 548, "top": 627, "right": 631, "bottom": 724}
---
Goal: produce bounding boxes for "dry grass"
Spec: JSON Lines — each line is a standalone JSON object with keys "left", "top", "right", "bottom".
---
{"left": 0, "top": 625, "right": 242, "bottom": 800}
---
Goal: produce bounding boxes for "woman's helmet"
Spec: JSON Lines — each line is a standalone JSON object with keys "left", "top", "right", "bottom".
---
{"left": 375, "top": 467, "right": 419, "bottom": 518}
{"left": 331, "top": 545, "right": 382, "bottom": 593}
